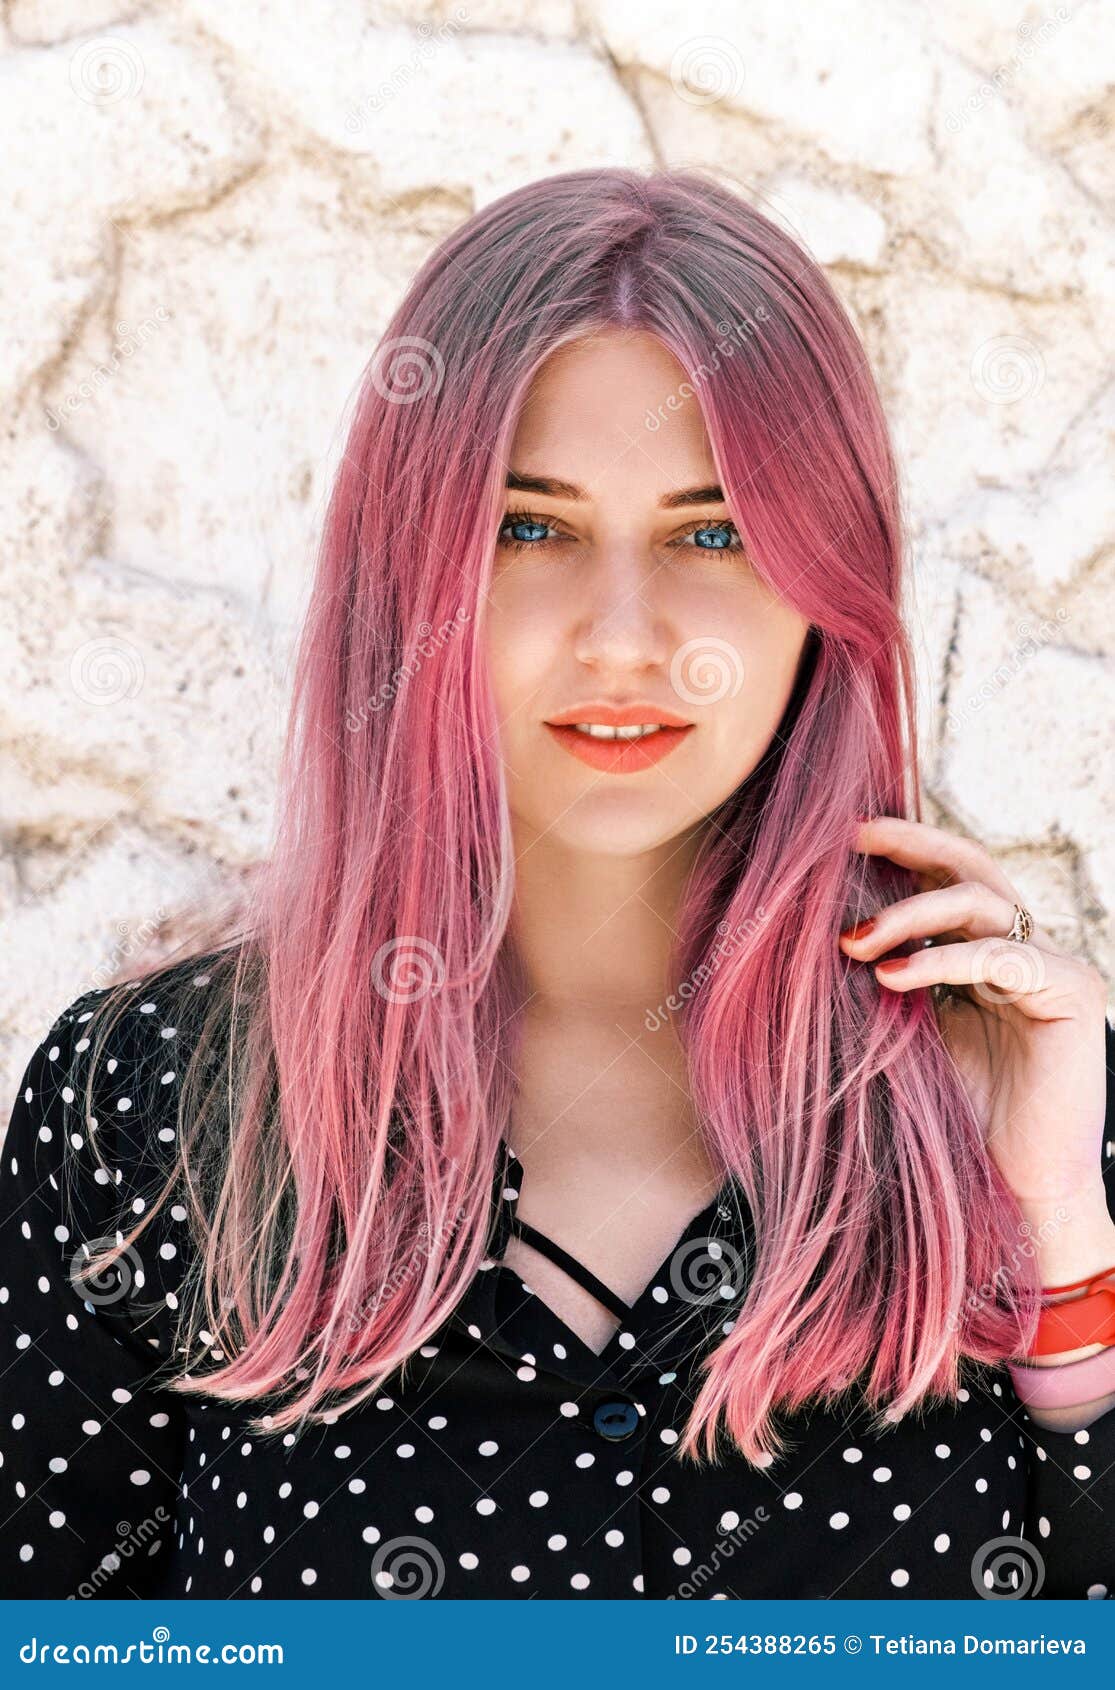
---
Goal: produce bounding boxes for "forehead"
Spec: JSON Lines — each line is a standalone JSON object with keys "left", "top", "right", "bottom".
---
{"left": 509, "top": 329, "right": 720, "bottom": 495}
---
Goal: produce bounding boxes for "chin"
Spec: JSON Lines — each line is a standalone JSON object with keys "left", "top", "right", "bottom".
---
{"left": 522, "top": 794, "right": 699, "bottom": 858}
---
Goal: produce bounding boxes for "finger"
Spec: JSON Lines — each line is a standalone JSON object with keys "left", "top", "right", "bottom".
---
{"left": 868, "top": 937, "right": 1097, "bottom": 1016}
{"left": 854, "top": 815, "right": 1019, "bottom": 903}
{"left": 839, "top": 880, "right": 1063, "bottom": 960}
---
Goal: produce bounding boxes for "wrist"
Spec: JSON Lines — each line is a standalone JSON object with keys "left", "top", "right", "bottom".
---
{"left": 1016, "top": 1190, "right": 1115, "bottom": 1302}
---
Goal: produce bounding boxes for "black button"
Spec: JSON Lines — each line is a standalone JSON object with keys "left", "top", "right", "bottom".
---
{"left": 593, "top": 1399, "right": 640, "bottom": 1441}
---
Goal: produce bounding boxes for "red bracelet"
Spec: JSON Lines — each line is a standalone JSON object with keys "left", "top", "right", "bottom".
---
{"left": 1043, "top": 1260, "right": 1115, "bottom": 1296}
{"left": 1027, "top": 1267, "right": 1115, "bottom": 1358}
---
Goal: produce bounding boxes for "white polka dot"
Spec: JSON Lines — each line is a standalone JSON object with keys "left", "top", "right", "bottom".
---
{"left": 891, "top": 1568, "right": 909, "bottom": 1587}
{"left": 934, "top": 1534, "right": 949, "bottom": 1553}
{"left": 829, "top": 1511, "right": 849, "bottom": 1530}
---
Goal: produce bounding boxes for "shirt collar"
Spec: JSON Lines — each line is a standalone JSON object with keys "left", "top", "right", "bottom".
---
{"left": 445, "top": 1138, "right": 755, "bottom": 1393}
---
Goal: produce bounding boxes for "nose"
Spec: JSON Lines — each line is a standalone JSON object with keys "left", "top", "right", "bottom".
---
{"left": 572, "top": 555, "right": 670, "bottom": 673}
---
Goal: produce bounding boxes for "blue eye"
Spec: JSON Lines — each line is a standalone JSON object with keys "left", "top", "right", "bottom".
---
{"left": 496, "top": 510, "right": 746, "bottom": 556}
{"left": 498, "top": 511, "right": 557, "bottom": 550}
{"left": 674, "top": 521, "right": 744, "bottom": 553}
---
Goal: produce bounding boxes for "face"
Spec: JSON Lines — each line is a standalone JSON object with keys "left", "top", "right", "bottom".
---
{"left": 483, "top": 329, "right": 811, "bottom": 859}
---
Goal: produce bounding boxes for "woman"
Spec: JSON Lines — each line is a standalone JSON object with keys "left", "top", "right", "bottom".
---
{"left": 2, "top": 167, "right": 1113, "bottom": 1602}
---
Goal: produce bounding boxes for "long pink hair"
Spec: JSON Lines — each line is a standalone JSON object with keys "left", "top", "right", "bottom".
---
{"left": 75, "top": 166, "right": 1041, "bottom": 1463}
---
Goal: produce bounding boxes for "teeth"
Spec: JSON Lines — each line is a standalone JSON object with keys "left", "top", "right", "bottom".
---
{"left": 571, "top": 723, "right": 663, "bottom": 740}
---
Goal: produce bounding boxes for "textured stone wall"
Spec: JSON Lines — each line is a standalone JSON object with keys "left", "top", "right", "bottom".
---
{"left": 2, "top": 0, "right": 1113, "bottom": 1109}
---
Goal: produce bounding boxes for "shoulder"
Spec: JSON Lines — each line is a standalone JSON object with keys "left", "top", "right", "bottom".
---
{"left": 3, "top": 948, "right": 243, "bottom": 1239}
{"left": 1, "top": 948, "right": 247, "bottom": 1357}
{"left": 11, "top": 947, "right": 234, "bottom": 1128}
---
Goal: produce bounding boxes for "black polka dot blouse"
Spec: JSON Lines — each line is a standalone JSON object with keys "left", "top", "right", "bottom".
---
{"left": 2, "top": 965, "right": 1114, "bottom": 1600}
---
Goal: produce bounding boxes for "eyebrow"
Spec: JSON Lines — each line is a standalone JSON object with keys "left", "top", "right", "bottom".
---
{"left": 506, "top": 469, "right": 727, "bottom": 509}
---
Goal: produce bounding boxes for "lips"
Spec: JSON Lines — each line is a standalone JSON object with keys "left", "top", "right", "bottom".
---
{"left": 543, "top": 721, "right": 694, "bottom": 773}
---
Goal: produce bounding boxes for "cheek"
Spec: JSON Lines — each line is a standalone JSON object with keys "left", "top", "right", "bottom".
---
{"left": 484, "top": 575, "right": 568, "bottom": 704}
{"left": 678, "top": 605, "right": 807, "bottom": 768}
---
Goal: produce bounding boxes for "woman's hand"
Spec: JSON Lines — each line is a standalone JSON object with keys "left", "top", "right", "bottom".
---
{"left": 839, "top": 815, "right": 1115, "bottom": 1309}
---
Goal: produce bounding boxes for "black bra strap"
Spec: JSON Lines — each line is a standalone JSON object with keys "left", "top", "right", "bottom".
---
{"left": 508, "top": 1215, "right": 631, "bottom": 1323}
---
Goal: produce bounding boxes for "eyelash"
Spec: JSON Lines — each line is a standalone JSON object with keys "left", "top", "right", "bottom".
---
{"left": 497, "top": 508, "right": 746, "bottom": 557}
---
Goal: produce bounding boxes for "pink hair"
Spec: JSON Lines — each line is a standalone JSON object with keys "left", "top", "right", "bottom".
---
{"left": 76, "top": 166, "right": 1041, "bottom": 1462}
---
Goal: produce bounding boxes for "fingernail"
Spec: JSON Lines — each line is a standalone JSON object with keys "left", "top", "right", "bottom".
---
{"left": 875, "top": 956, "right": 909, "bottom": 973}
{"left": 840, "top": 917, "right": 876, "bottom": 941}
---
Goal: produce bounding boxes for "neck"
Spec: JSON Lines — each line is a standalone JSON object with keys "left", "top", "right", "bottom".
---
{"left": 506, "top": 818, "right": 704, "bottom": 1015}
{"left": 502, "top": 816, "right": 717, "bottom": 1201}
